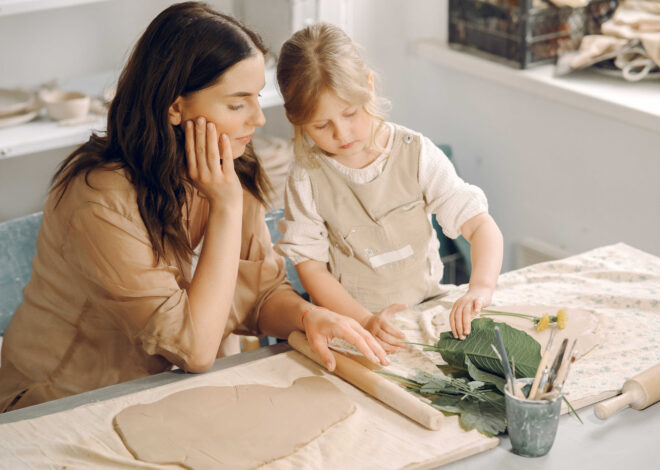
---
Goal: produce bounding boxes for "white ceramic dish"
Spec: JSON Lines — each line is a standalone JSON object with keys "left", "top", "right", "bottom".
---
{"left": 0, "top": 108, "right": 39, "bottom": 128}
{"left": 40, "top": 90, "right": 90, "bottom": 121}
{"left": 0, "top": 88, "right": 37, "bottom": 117}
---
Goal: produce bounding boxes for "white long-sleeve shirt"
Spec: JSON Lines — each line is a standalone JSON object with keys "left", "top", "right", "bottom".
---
{"left": 275, "top": 123, "right": 488, "bottom": 276}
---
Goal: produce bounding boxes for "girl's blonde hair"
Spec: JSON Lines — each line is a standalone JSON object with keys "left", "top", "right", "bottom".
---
{"left": 277, "top": 22, "right": 390, "bottom": 163}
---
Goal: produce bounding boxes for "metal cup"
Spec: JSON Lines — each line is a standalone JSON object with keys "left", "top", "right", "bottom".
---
{"left": 504, "top": 377, "right": 562, "bottom": 457}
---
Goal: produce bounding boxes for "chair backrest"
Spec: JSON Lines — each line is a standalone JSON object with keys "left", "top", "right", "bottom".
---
{"left": 264, "top": 208, "right": 305, "bottom": 295}
{"left": 0, "top": 212, "right": 43, "bottom": 335}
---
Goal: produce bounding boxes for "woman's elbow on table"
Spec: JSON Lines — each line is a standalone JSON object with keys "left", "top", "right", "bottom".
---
{"left": 181, "top": 355, "right": 216, "bottom": 374}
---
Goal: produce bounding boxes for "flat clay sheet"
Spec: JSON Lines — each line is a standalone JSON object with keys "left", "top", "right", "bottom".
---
{"left": 114, "top": 377, "right": 355, "bottom": 469}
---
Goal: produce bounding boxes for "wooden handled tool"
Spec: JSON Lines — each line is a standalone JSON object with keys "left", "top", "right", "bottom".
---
{"left": 594, "top": 363, "right": 660, "bottom": 420}
{"left": 288, "top": 331, "right": 444, "bottom": 430}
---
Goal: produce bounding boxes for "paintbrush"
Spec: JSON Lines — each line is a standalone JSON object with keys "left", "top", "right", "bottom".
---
{"left": 551, "top": 339, "right": 577, "bottom": 392}
{"left": 529, "top": 327, "right": 557, "bottom": 399}
{"left": 554, "top": 347, "right": 579, "bottom": 392}
{"left": 535, "top": 338, "right": 568, "bottom": 399}
{"left": 493, "top": 326, "right": 517, "bottom": 398}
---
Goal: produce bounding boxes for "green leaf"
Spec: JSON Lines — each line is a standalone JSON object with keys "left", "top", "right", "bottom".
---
{"left": 455, "top": 399, "right": 507, "bottom": 436}
{"left": 427, "top": 318, "right": 542, "bottom": 378}
{"left": 431, "top": 393, "right": 506, "bottom": 436}
{"left": 465, "top": 356, "right": 507, "bottom": 393}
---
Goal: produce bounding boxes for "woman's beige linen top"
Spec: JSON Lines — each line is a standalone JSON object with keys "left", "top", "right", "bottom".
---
{"left": 0, "top": 167, "right": 292, "bottom": 412}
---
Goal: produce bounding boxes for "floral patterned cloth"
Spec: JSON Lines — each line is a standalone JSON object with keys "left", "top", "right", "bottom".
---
{"left": 332, "top": 243, "right": 660, "bottom": 410}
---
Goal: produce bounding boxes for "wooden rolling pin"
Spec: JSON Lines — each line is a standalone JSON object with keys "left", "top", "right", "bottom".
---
{"left": 288, "top": 331, "right": 444, "bottom": 430}
{"left": 594, "top": 363, "right": 660, "bottom": 420}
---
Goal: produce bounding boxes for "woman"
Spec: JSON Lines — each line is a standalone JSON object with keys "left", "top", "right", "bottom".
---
{"left": 0, "top": 2, "right": 387, "bottom": 412}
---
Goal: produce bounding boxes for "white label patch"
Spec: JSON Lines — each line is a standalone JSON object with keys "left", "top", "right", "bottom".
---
{"left": 368, "top": 245, "right": 414, "bottom": 269}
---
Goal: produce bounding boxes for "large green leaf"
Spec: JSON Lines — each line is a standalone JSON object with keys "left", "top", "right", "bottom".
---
{"left": 465, "top": 356, "right": 506, "bottom": 393}
{"left": 427, "top": 318, "right": 541, "bottom": 379}
{"left": 431, "top": 394, "right": 506, "bottom": 436}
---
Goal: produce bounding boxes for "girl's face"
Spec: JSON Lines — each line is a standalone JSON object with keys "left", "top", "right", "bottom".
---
{"left": 302, "top": 90, "right": 373, "bottom": 164}
{"left": 170, "top": 52, "right": 266, "bottom": 158}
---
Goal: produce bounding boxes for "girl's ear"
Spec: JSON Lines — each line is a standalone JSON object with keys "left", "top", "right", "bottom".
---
{"left": 367, "top": 72, "right": 375, "bottom": 93}
{"left": 168, "top": 97, "right": 184, "bottom": 125}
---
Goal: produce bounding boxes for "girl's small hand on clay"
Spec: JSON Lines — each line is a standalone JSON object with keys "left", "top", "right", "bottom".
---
{"left": 362, "top": 304, "right": 407, "bottom": 353}
{"left": 449, "top": 285, "right": 493, "bottom": 340}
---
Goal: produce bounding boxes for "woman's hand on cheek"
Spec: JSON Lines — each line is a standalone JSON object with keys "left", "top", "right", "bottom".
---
{"left": 185, "top": 117, "right": 243, "bottom": 212}
{"left": 303, "top": 307, "right": 390, "bottom": 372}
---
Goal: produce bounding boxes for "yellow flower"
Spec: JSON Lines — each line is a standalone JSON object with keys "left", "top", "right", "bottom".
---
{"left": 536, "top": 313, "right": 550, "bottom": 331}
{"left": 556, "top": 309, "right": 567, "bottom": 329}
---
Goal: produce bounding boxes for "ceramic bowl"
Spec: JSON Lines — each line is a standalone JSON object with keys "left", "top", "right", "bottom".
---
{"left": 41, "top": 90, "right": 90, "bottom": 121}
{"left": 0, "top": 88, "right": 37, "bottom": 117}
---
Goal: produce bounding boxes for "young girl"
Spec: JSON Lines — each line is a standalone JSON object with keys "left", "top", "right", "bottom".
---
{"left": 0, "top": 3, "right": 388, "bottom": 413}
{"left": 275, "top": 23, "right": 504, "bottom": 348}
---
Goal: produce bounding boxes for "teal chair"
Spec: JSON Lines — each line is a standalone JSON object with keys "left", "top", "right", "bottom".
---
{"left": 0, "top": 212, "right": 42, "bottom": 335}
{"left": 433, "top": 144, "right": 472, "bottom": 284}
{"left": 264, "top": 208, "right": 306, "bottom": 296}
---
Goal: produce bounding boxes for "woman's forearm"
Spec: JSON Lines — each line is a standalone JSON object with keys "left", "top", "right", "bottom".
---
{"left": 258, "top": 288, "right": 310, "bottom": 338}
{"left": 185, "top": 205, "right": 243, "bottom": 371}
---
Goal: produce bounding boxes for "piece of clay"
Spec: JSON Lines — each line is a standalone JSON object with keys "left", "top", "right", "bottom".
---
{"left": 114, "top": 376, "right": 355, "bottom": 469}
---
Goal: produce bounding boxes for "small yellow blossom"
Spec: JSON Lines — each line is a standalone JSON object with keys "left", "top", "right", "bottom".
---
{"left": 556, "top": 308, "right": 567, "bottom": 329}
{"left": 536, "top": 313, "right": 550, "bottom": 331}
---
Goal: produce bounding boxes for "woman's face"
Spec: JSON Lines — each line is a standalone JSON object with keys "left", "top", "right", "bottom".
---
{"left": 171, "top": 52, "right": 266, "bottom": 158}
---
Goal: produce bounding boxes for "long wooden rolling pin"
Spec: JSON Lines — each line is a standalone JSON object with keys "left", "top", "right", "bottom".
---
{"left": 288, "top": 331, "right": 444, "bottom": 430}
{"left": 594, "top": 363, "right": 660, "bottom": 420}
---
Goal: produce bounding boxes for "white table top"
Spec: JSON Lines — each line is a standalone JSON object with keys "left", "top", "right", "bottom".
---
{"left": 2, "top": 342, "right": 658, "bottom": 469}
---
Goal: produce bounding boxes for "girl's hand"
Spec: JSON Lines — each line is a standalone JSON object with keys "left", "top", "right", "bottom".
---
{"left": 302, "top": 307, "right": 389, "bottom": 372}
{"left": 185, "top": 117, "right": 243, "bottom": 211}
{"left": 361, "top": 304, "right": 407, "bottom": 353}
{"left": 449, "top": 285, "right": 493, "bottom": 340}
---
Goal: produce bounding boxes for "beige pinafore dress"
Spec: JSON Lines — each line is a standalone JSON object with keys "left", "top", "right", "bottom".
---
{"left": 307, "top": 124, "right": 443, "bottom": 312}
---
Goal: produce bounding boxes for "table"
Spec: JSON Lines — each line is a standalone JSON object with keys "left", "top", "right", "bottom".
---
{"left": 2, "top": 342, "right": 658, "bottom": 469}
{"left": 2, "top": 243, "right": 659, "bottom": 468}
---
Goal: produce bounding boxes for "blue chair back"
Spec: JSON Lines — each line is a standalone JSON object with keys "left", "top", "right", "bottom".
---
{"left": 0, "top": 212, "right": 43, "bottom": 335}
{"left": 264, "top": 208, "right": 306, "bottom": 295}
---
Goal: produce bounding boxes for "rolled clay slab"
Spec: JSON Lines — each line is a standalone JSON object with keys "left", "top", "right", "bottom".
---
{"left": 114, "top": 376, "right": 355, "bottom": 469}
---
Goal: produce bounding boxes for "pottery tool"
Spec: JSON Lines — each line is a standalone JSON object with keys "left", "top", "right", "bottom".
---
{"left": 535, "top": 338, "right": 568, "bottom": 400}
{"left": 529, "top": 327, "right": 557, "bottom": 399}
{"left": 288, "top": 331, "right": 445, "bottom": 430}
{"left": 551, "top": 340, "right": 577, "bottom": 392}
{"left": 594, "top": 363, "right": 660, "bottom": 420}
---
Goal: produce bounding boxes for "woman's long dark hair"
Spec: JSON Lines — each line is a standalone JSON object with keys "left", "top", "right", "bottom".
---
{"left": 51, "top": 2, "right": 270, "bottom": 264}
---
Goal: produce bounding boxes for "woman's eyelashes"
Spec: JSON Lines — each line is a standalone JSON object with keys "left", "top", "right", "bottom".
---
{"left": 228, "top": 94, "right": 261, "bottom": 111}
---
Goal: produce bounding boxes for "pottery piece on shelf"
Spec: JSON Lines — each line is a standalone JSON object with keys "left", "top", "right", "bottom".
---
{"left": 40, "top": 90, "right": 90, "bottom": 121}
{"left": 0, "top": 88, "right": 39, "bottom": 118}
{"left": 0, "top": 108, "right": 40, "bottom": 129}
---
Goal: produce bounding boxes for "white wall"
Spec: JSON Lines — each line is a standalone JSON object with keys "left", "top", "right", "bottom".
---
{"left": 2, "top": 0, "right": 658, "bottom": 271}
{"left": 351, "top": 0, "right": 659, "bottom": 271}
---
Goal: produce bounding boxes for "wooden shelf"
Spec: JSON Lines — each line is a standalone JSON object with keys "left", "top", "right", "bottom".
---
{"left": 0, "top": 66, "right": 283, "bottom": 160}
{"left": 0, "top": 0, "right": 110, "bottom": 17}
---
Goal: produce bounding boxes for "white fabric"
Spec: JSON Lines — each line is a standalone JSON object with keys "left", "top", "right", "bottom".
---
{"left": 332, "top": 243, "right": 660, "bottom": 412}
{"left": 276, "top": 123, "right": 487, "bottom": 267}
{"left": 368, "top": 244, "right": 414, "bottom": 269}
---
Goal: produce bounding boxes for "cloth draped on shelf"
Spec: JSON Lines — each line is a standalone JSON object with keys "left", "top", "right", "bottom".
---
{"left": 556, "top": 0, "right": 660, "bottom": 80}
